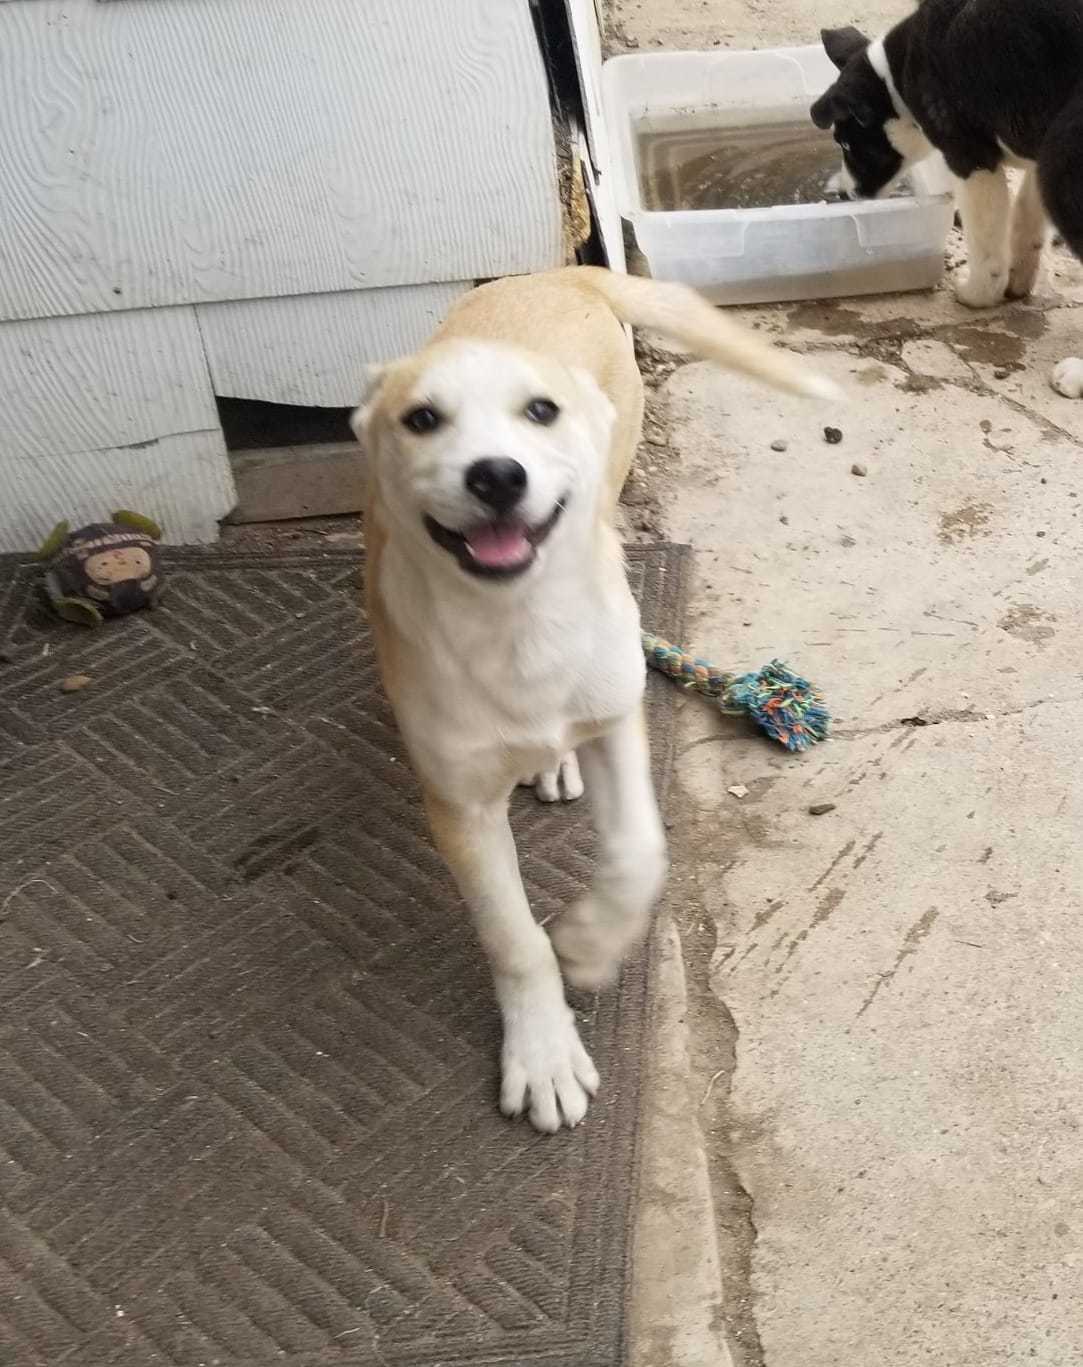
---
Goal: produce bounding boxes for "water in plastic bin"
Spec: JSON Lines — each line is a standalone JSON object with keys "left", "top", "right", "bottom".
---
{"left": 636, "top": 109, "right": 909, "bottom": 212}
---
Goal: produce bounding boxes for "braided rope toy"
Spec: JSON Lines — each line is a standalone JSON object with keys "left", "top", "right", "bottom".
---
{"left": 642, "top": 632, "right": 829, "bottom": 753}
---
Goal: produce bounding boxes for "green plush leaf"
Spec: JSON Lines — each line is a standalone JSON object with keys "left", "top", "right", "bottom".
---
{"left": 111, "top": 510, "right": 162, "bottom": 539}
{"left": 54, "top": 597, "right": 103, "bottom": 628}
{"left": 36, "top": 521, "right": 70, "bottom": 561}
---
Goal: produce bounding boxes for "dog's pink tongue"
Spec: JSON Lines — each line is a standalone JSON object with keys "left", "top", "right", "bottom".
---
{"left": 465, "top": 522, "right": 532, "bottom": 568}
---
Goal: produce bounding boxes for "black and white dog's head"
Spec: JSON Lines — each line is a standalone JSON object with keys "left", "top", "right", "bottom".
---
{"left": 810, "top": 26, "right": 912, "bottom": 199}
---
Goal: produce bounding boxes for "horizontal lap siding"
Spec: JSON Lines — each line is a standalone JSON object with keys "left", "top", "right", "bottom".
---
{"left": 0, "top": 0, "right": 563, "bottom": 323}
{"left": 0, "top": 307, "right": 233, "bottom": 550}
{"left": 195, "top": 283, "right": 472, "bottom": 409}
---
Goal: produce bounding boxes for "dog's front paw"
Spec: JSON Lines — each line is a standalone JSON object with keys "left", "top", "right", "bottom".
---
{"left": 551, "top": 902, "right": 628, "bottom": 990}
{"left": 1007, "top": 249, "right": 1042, "bottom": 299}
{"left": 1051, "top": 357, "right": 1083, "bottom": 398}
{"left": 499, "top": 990, "right": 599, "bottom": 1132}
{"left": 531, "top": 752, "right": 584, "bottom": 804}
{"left": 955, "top": 269, "right": 1006, "bottom": 309}
{"left": 553, "top": 845, "right": 665, "bottom": 989}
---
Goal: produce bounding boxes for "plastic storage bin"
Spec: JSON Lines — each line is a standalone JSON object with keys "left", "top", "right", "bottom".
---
{"left": 602, "top": 46, "right": 955, "bottom": 304}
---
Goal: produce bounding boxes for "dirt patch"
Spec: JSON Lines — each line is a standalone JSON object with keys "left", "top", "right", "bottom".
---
{"left": 620, "top": 337, "right": 685, "bottom": 543}
{"left": 998, "top": 601, "right": 1057, "bottom": 644}
{"left": 900, "top": 371, "right": 947, "bottom": 394}
{"left": 939, "top": 503, "right": 994, "bottom": 544}
{"left": 220, "top": 514, "right": 362, "bottom": 552}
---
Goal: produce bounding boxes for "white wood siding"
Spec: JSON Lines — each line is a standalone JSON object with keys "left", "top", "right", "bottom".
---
{"left": 195, "top": 283, "right": 471, "bottom": 408}
{"left": 0, "top": 308, "right": 233, "bottom": 550}
{"left": 0, "top": 0, "right": 563, "bottom": 324}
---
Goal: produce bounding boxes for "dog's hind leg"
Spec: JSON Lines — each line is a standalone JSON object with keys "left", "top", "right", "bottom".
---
{"left": 1036, "top": 95, "right": 1083, "bottom": 395}
{"left": 551, "top": 709, "right": 667, "bottom": 990}
{"left": 424, "top": 788, "right": 599, "bottom": 1131}
{"left": 1007, "top": 165, "right": 1049, "bottom": 299}
{"left": 527, "top": 752, "right": 584, "bottom": 804}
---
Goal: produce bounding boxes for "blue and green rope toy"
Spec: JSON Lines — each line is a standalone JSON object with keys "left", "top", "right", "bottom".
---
{"left": 642, "top": 632, "right": 829, "bottom": 753}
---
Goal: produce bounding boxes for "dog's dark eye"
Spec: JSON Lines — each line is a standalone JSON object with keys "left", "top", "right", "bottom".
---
{"left": 401, "top": 405, "right": 442, "bottom": 435}
{"left": 524, "top": 397, "right": 559, "bottom": 426}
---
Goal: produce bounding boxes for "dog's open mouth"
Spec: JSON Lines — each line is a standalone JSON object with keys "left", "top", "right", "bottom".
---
{"left": 424, "top": 500, "right": 566, "bottom": 579}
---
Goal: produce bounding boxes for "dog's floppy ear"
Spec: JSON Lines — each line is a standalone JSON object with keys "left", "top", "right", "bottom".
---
{"left": 349, "top": 362, "right": 391, "bottom": 447}
{"left": 811, "top": 86, "right": 875, "bottom": 130}
{"left": 357, "top": 361, "right": 389, "bottom": 406}
{"left": 851, "top": 100, "right": 876, "bottom": 128}
{"left": 349, "top": 402, "right": 372, "bottom": 446}
{"left": 568, "top": 367, "right": 616, "bottom": 449}
{"left": 810, "top": 90, "right": 838, "bottom": 129}
{"left": 821, "top": 25, "right": 869, "bottom": 70}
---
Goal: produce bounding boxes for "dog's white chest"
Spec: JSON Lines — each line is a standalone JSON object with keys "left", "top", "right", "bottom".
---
{"left": 386, "top": 569, "right": 644, "bottom": 798}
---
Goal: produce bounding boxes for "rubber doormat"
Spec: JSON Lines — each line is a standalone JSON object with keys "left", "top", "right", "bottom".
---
{"left": 0, "top": 543, "right": 687, "bottom": 1367}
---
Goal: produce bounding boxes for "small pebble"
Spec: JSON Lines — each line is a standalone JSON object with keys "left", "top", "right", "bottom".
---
{"left": 60, "top": 674, "right": 92, "bottom": 693}
{"left": 779, "top": 514, "right": 790, "bottom": 525}
{"left": 851, "top": 462, "right": 867, "bottom": 477}
{"left": 770, "top": 438, "right": 788, "bottom": 452}
{"left": 824, "top": 426, "right": 843, "bottom": 444}
{"left": 1036, "top": 530, "right": 1046, "bottom": 537}
{"left": 727, "top": 784, "right": 749, "bottom": 799}
{"left": 993, "top": 367, "right": 1011, "bottom": 380}
{"left": 808, "top": 802, "right": 837, "bottom": 816}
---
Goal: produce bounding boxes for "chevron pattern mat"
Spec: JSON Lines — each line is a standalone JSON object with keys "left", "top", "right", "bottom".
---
{"left": 0, "top": 542, "right": 687, "bottom": 1367}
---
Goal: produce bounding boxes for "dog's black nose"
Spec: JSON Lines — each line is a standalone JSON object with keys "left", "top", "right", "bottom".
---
{"left": 465, "top": 458, "right": 527, "bottom": 513}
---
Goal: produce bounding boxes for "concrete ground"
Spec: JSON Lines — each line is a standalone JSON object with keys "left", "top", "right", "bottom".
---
{"left": 610, "top": 3, "right": 1083, "bottom": 1366}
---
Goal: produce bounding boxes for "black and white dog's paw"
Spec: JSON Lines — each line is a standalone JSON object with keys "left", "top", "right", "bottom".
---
{"left": 954, "top": 269, "right": 1007, "bottom": 309}
{"left": 1006, "top": 248, "right": 1043, "bottom": 299}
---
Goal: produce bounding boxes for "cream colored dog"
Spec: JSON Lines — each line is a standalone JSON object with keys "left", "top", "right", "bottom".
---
{"left": 353, "top": 267, "right": 835, "bottom": 1132}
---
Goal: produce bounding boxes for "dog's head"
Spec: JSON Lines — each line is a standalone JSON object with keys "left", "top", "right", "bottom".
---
{"left": 353, "top": 340, "right": 615, "bottom": 584}
{"left": 810, "top": 27, "right": 907, "bottom": 200}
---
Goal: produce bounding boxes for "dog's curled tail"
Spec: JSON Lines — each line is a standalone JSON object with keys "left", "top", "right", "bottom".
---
{"left": 576, "top": 267, "right": 842, "bottom": 401}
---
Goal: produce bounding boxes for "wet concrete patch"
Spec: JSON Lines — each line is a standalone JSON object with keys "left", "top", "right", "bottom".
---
{"left": 785, "top": 299, "right": 926, "bottom": 342}
{"left": 941, "top": 308, "right": 1048, "bottom": 369}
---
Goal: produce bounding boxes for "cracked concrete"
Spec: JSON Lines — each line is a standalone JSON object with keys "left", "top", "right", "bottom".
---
{"left": 612, "top": 2, "right": 1083, "bottom": 1364}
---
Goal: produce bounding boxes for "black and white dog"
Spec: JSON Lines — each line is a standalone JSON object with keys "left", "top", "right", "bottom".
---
{"left": 810, "top": 0, "right": 1083, "bottom": 396}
